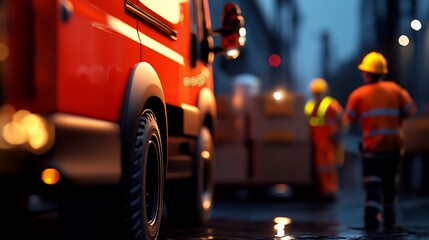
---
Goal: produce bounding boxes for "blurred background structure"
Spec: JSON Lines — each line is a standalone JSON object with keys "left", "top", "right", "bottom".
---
{"left": 210, "top": 0, "right": 429, "bottom": 108}
{"left": 209, "top": 0, "right": 429, "bottom": 196}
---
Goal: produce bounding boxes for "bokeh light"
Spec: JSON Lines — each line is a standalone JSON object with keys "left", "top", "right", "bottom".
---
{"left": 268, "top": 54, "right": 281, "bottom": 67}
{"left": 398, "top": 35, "right": 409, "bottom": 46}
{"left": 411, "top": 19, "right": 422, "bottom": 31}
{"left": 41, "top": 168, "right": 60, "bottom": 185}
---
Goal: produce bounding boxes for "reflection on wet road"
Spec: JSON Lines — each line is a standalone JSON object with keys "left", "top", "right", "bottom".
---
{"left": 0, "top": 189, "right": 428, "bottom": 239}
{"left": 159, "top": 188, "right": 429, "bottom": 240}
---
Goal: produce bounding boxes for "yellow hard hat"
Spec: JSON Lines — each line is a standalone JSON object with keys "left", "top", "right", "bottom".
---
{"left": 358, "top": 51, "right": 388, "bottom": 74}
{"left": 309, "top": 78, "right": 328, "bottom": 94}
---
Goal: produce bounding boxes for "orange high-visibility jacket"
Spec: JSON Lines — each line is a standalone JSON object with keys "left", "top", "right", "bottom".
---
{"left": 344, "top": 81, "right": 417, "bottom": 152}
{"left": 305, "top": 96, "right": 343, "bottom": 194}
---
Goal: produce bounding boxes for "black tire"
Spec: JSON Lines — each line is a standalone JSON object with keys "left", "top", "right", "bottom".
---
{"left": 167, "top": 126, "right": 215, "bottom": 225}
{"left": 122, "top": 109, "right": 164, "bottom": 240}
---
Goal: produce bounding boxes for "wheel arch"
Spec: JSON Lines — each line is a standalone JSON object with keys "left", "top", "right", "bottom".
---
{"left": 120, "top": 62, "right": 168, "bottom": 181}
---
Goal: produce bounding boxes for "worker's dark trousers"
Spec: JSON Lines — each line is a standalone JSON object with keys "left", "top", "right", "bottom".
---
{"left": 362, "top": 153, "right": 400, "bottom": 228}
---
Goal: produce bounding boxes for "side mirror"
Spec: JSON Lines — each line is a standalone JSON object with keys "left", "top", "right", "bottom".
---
{"left": 215, "top": 2, "right": 246, "bottom": 59}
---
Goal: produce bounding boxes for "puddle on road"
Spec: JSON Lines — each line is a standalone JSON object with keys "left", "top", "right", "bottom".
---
{"left": 159, "top": 218, "right": 429, "bottom": 240}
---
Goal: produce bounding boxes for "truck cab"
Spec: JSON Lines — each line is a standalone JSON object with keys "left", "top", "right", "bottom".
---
{"left": 0, "top": 0, "right": 245, "bottom": 239}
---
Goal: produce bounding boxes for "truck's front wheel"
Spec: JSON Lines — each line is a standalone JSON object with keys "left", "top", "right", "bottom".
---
{"left": 123, "top": 109, "right": 164, "bottom": 240}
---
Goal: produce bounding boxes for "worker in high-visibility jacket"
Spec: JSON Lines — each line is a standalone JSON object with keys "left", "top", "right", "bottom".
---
{"left": 343, "top": 51, "right": 417, "bottom": 230}
{"left": 304, "top": 78, "right": 344, "bottom": 202}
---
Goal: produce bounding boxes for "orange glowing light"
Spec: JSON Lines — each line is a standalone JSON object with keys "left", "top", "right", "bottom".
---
{"left": 41, "top": 168, "right": 60, "bottom": 185}
{"left": 0, "top": 107, "right": 52, "bottom": 151}
{"left": 202, "top": 199, "right": 212, "bottom": 210}
{"left": 201, "top": 150, "right": 211, "bottom": 159}
{"left": 2, "top": 122, "right": 28, "bottom": 145}
{"left": 22, "top": 114, "right": 49, "bottom": 150}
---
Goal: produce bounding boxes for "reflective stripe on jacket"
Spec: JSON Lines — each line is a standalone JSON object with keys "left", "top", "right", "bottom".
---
{"left": 344, "top": 81, "right": 416, "bottom": 152}
{"left": 304, "top": 96, "right": 342, "bottom": 126}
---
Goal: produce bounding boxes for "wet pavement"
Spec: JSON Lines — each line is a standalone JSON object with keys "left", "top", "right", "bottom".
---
{"left": 1, "top": 149, "right": 429, "bottom": 239}
{"left": 159, "top": 144, "right": 429, "bottom": 240}
{"left": 0, "top": 186, "right": 428, "bottom": 239}
{"left": 160, "top": 188, "right": 429, "bottom": 240}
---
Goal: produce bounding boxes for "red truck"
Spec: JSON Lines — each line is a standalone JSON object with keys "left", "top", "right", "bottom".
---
{"left": 0, "top": 0, "right": 245, "bottom": 239}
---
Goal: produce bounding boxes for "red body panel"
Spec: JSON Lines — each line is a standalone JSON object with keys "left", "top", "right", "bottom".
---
{"left": 57, "top": 0, "right": 140, "bottom": 121}
{"left": 55, "top": 0, "right": 213, "bottom": 121}
{"left": 6, "top": 0, "right": 58, "bottom": 113}
{"left": 6, "top": 0, "right": 214, "bottom": 122}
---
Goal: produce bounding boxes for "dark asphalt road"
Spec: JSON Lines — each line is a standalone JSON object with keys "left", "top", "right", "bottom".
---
{"left": 0, "top": 187, "right": 428, "bottom": 239}
{"left": 1, "top": 147, "right": 429, "bottom": 240}
{"left": 158, "top": 186, "right": 429, "bottom": 240}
